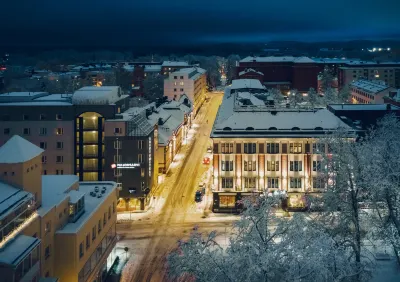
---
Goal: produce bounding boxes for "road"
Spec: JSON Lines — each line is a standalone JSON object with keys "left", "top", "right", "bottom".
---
{"left": 118, "top": 93, "right": 232, "bottom": 282}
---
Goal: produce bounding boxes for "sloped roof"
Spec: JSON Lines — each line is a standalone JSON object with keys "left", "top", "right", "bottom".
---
{"left": 0, "top": 135, "right": 44, "bottom": 164}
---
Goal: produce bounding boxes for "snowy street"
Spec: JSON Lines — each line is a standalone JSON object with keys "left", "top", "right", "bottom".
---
{"left": 116, "top": 93, "right": 235, "bottom": 281}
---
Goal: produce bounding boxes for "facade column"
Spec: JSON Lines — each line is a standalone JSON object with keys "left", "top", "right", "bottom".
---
{"left": 235, "top": 154, "right": 242, "bottom": 191}
{"left": 258, "top": 154, "right": 265, "bottom": 191}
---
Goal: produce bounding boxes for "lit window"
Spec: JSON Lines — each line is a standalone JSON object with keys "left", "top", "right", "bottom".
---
{"left": 56, "top": 128, "right": 63, "bottom": 135}
{"left": 138, "top": 154, "right": 144, "bottom": 163}
{"left": 141, "top": 168, "right": 145, "bottom": 177}
{"left": 138, "top": 140, "right": 144, "bottom": 149}
{"left": 179, "top": 81, "right": 184, "bottom": 86}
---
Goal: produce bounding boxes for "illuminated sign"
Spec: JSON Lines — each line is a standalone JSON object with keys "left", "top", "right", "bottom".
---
{"left": 111, "top": 163, "right": 140, "bottom": 169}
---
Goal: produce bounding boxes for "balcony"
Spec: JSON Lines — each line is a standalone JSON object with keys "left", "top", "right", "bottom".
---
{"left": 0, "top": 208, "right": 37, "bottom": 247}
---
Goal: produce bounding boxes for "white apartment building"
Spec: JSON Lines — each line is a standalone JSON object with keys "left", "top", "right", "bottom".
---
{"left": 164, "top": 67, "right": 207, "bottom": 116}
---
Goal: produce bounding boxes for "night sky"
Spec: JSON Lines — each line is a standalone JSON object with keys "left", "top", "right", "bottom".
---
{"left": 1, "top": 0, "right": 399, "bottom": 47}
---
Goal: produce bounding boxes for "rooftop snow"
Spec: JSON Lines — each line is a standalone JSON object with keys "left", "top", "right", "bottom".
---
{"left": 162, "top": 61, "right": 189, "bottom": 67}
{"left": 231, "top": 79, "right": 265, "bottom": 90}
{"left": 239, "top": 68, "right": 264, "bottom": 76}
{"left": 0, "top": 92, "right": 47, "bottom": 97}
{"left": 0, "top": 182, "right": 33, "bottom": 220}
{"left": 212, "top": 86, "right": 351, "bottom": 137}
{"left": 240, "top": 56, "right": 315, "bottom": 63}
{"left": 57, "top": 182, "right": 117, "bottom": 234}
{"left": 351, "top": 79, "right": 390, "bottom": 94}
{"left": 0, "top": 235, "right": 40, "bottom": 266}
{"left": 0, "top": 135, "right": 44, "bottom": 164}
{"left": 237, "top": 92, "right": 265, "bottom": 106}
{"left": 144, "top": 65, "right": 162, "bottom": 72}
{"left": 72, "top": 86, "right": 123, "bottom": 105}
{"left": 33, "top": 94, "right": 73, "bottom": 101}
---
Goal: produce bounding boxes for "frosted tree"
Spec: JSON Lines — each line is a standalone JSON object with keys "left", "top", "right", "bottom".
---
{"left": 316, "top": 130, "right": 374, "bottom": 281}
{"left": 361, "top": 115, "right": 400, "bottom": 264}
{"left": 338, "top": 85, "right": 351, "bottom": 103}
{"left": 307, "top": 87, "right": 319, "bottom": 108}
{"left": 290, "top": 89, "right": 302, "bottom": 108}
{"left": 268, "top": 88, "right": 284, "bottom": 106}
{"left": 323, "top": 87, "right": 338, "bottom": 105}
{"left": 102, "top": 71, "right": 117, "bottom": 86}
{"left": 168, "top": 194, "right": 366, "bottom": 282}
{"left": 319, "top": 66, "right": 334, "bottom": 92}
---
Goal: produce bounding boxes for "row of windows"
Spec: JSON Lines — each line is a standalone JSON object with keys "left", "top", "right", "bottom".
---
{"left": 2, "top": 114, "right": 63, "bottom": 121}
{"left": 113, "top": 140, "right": 145, "bottom": 149}
{"left": 80, "top": 203, "right": 116, "bottom": 259}
{"left": 173, "top": 81, "right": 185, "bottom": 86}
{"left": 352, "top": 88, "right": 375, "bottom": 100}
{"left": 113, "top": 154, "right": 144, "bottom": 164}
{"left": 40, "top": 141, "right": 64, "bottom": 150}
{"left": 220, "top": 177, "right": 325, "bottom": 189}
{"left": 42, "top": 155, "right": 64, "bottom": 163}
{"left": 173, "top": 76, "right": 184, "bottom": 79}
{"left": 3, "top": 163, "right": 39, "bottom": 177}
{"left": 219, "top": 160, "right": 322, "bottom": 172}
{"left": 3, "top": 127, "right": 64, "bottom": 136}
{"left": 173, "top": 88, "right": 185, "bottom": 92}
{"left": 218, "top": 142, "right": 328, "bottom": 154}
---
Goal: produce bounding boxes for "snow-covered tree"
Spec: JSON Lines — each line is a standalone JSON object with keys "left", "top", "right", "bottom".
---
{"left": 226, "top": 54, "right": 240, "bottom": 84}
{"left": 168, "top": 194, "right": 366, "bottom": 282}
{"left": 338, "top": 85, "right": 351, "bottom": 103}
{"left": 290, "top": 89, "right": 302, "bottom": 108}
{"left": 268, "top": 88, "right": 284, "bottom": 106}
{"left": 143, "top": 74, "right": 164, "bottom": 101}
{"left": 316, "top": 131, "right": 374, "bottom": 281}
{"left": 361, "top": 115, "right": 400, "bottom": 264}
{"left": 323, "top": 87, "right": 338, "bottom": 105}
{"left": 319, "top": 67, "right": 334, "bottom": 92}
{"left": 307, "top": 87, "right": 319, "bottom": 108}
{"left": 102, "top": 71, "right": 117, "bottom": 86}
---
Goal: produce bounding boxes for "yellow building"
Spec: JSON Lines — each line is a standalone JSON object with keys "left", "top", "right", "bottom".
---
{"left": 211, "top": 80, "right": 354, "bottom": 212}
{"left": 0, "top": 135, "right": 118, "bottom": 282}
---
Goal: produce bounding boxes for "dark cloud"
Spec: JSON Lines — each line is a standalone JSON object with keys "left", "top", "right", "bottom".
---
{"left": 1, "top": 0, "right": 399, "bottom": 47}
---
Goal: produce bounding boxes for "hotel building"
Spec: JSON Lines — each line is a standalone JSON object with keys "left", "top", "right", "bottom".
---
{"left": 210, "top": 79, "right": 354, "bottom": 212}
{"left": 0, "top": 135, "right": 118, "bottom": 282}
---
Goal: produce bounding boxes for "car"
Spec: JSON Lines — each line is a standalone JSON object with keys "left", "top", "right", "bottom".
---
{"left": 207, "top": 146, "right": 212, "bottom": 153}
{"left": 202, "top": 157, "right": 210, "bottom": 165}
{"left": 195, "top": 190, "right": 203, "bottom": 202}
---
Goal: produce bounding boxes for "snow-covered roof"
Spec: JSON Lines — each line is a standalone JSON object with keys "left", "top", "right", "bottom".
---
{"left": 231, "top": 79, "right": 265, "bottom": 90}
{"left": 351, "top": 79, "right": 390, "bottom": 94}
{"left": 57, "top": 182, "right": 117, "bottom": 234}
{"left": 144, "top": 65, "right": 162, "bottom": 72}
{"left": 329, "top": 104, "right": 400, "bottom": 111}
{"left": 72, "top": 86, "right": 123, "bottom": 105}
{"left": 123, "top": 65, "right": 135, "bottom": 72}
{"left": 162, "top": 61, "right": 189, "bottom": 67}
{"left": 33, "top": 94, "right": 73, "bottom": 101}
{"left": 237, "top": 92, "right": 265, "bottom": 106}
{"left": 212, "top": 86, "right": 352, "bottom": 138}
{"left": 0, "top": 135, "right": 44, "bottom": 164}
{"left": 239, "top": 68, "right": 264, "bottom": 76}
{"left": 0, "top": 182, "right": 33, "bottom": 220}
{"left": 0, "top": 92, "right": 47, "bottom": 97}
{"left": 240, "top": 56, "right": 315, "bottom": 63}
{"left": 0, "top": 235, "right": 40, "bottom": 266}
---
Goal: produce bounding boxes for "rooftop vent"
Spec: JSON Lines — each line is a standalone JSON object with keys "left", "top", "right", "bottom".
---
{"left": 97, "top": 193, "right": 103, "bottom": 198}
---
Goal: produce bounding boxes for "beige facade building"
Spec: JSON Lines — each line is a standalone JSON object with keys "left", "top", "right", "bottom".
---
{"left": 350, "top": 79, "right": 396, "bottom": 104}
{"left": 210, "top": 80, "right": 353, "bottom": 212}
{"left": 0, "top": 135, "right": 118, "bottom": 282}
{"left": 164, "top": 67, "right": 207, "bottom": 116}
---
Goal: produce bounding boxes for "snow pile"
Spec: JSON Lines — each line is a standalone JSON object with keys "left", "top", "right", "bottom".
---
{"left": 72, "top": 86, "right": 122, "bottom": 105}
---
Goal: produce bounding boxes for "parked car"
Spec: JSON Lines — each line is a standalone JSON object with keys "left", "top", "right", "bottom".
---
{"left": 195, "top": 190, "right": 203, "bottom": 202}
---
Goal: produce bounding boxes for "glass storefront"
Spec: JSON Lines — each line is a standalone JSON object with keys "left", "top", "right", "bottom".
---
{"left": 219, "top": 195, "right": 236, "bottom": 208}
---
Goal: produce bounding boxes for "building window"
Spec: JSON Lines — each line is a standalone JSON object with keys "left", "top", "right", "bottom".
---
{"left": 56, "top": 170, "right": 64, "bottom": 175}
{"left": 244, "top": 143, "right": 256, "bottom": 154}
{"left": 23, "top": 114, "right": 29, "bottom": 120}
{"left": 138, "top": 154, "right": 144, "bottom": 163}
{"left": 266, "top": 143, "right": 279, "bottom": 154}
{"left": 174, "top": 76, "right": 177, "bottom": 79}
{"left": 40, "top": 142, "right": 47, "bottom": 149}
{"left": 221, "top": 177, "right": 234, "bottom": 188}
{"left": 108, "top": 206, "right": 111, "bottom": 219}
{"left": 313, "top": 177, "right": 325, "bottom": 189}
{"left": 56, "top": 142, "right": 64, "bottom": 149}
{"left": 56, "top": 128, "right": 63, "bottom": 135}
{"left": 114, "top": 128, "right": 122, "bottom": 134}
{"left": 141, "top": 168, "right": 145, "bottom": 177}
{"left": 114, "top": 169, "right": 121, "bottom": 177}
{"left": 266, "top": 160, "right": 279, "bottom": 171}
{"left": 244, "top": 177, "right": 257, "bottom": 188}
{"left": 174, "top": 88, "right": 177, "bottom": 92}
{"left": 113, "top": 155, "right": 121, "bottom": 163}
{"left": 43, "top": 170, "right": 47, "bottom": 175}
{"left": 45, "top": 221, "right": 51, "bottom": 234}
{"left": 86, "top": 234, "right": 90, "bottom": 249}
{"left": 221, "top": 143, "right": 233, "bottom": 154}
{"left": 98, "top": 220, "right": 102, "bottom": 234}
{"left": 221, "top": 160, "right": 233, "bottom": 171}
{"left": 289, "top": 143, "right": 302, "bottom": 153}
{"left": 79, "top": 242, "right": 84, "bottom": 259}
{"left": 3, "top": 128, "right": 10, "bottom": 135}
{"left": 103, "top": 213, "right": 107, "bottom": 225}
{"left": 313, "top": 161, "right": 322, "bottom": 172}
{"left": 39, "top": 128, "right": 47, "bottom": 135}
{"left": 313, "top": 143, "right": 325, "bottom": 154}
{"left": 114, "top": 140, "right": 122, "bottom": 149}
{"left": 180, "top": 76, "right": 183, "bottom": 79}
{"left": 56, "top": 156, "right": 63, "bottom": 163}
{"left": 141, "top": 181, "right": 145, "bottom": 190}
{"left": 180, "top": 88, "right": 184, "bottom": 92}
{"left": 179, "top": 81, "right": 184, "bottom": 86}
{"left": 244, "top": 161, "right": 256, "bottom": 171}
{"left": 267, "top": 177, "right": 279, "bottom": 189}
{"left": 56, "top": 114, "right": 63, "bottom": 120}
{"left": 42, "top": 156, "right": 47, "bottom": 163}
{"left": 39, "top": 114, "right": 46, "bottom": 120}
{"left": 45, "top": 246, "right": 51, "bottom": 260}
{"left": 138, "top": 140, "right": 144, "bottom": 149}
{"left": 92, "top": 226, "right": 96, "bottom": 241}
{"left": 23, "top": 128, "right": 31, "bottom": 135}
{"left": 289, "top": 161, "right": 303, "bottom": 171}
{"left": 290, "top": 178, "right": 302, "bottom": 189}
